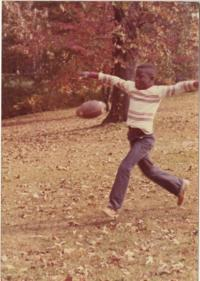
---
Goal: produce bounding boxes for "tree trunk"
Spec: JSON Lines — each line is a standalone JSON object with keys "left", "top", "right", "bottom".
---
{"left": 102, "top": 3, "right": 138, "bottom": 124}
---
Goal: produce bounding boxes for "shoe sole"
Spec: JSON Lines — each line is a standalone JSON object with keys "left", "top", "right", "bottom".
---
{"left": 102, "top": 208, "right": 118, "bottom": 219}
{"left": 177, "top": 180, "right": 190, "bottom": 206}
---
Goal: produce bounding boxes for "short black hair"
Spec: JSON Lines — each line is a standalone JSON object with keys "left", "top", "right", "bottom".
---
{"left": 136, "top": 63, "right": 156, "bottom": 79}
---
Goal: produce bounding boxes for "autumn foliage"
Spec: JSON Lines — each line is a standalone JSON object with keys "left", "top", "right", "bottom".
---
{"left": 2, "top": 2, "right": 199, "bottom": 118}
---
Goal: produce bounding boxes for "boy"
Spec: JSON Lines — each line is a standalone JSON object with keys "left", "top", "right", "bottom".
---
{"left": 80, "top": 64, "right": 199, "bottom": 218}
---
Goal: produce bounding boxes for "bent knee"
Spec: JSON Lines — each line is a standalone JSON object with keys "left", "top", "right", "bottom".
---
{"left": 139, "top": 161, "right": 156, "bottom": 176}
{"left": 143, "top": 168, "right": 156, "bottom": 178}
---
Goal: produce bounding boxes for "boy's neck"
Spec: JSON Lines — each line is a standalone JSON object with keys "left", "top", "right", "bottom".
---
{"left": 135, "top": 84, "right": 154, "bottom": 90}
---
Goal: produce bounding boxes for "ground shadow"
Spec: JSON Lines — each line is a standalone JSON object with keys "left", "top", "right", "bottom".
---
{"left": 2, "top": 217, "right": 116, "bottom": 235}
{"left": 2, "top": 206, "right": 182, "bottom": 235}
{"left": 2, "top": 115, "right": 76, "bottom": 127}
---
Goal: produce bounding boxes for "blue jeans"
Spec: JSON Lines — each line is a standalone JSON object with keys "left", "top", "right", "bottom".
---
{"left": 109, "top": 128, "right": 183, "bottom": 210}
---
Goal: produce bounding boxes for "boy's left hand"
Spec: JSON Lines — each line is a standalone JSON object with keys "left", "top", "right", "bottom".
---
{"left": 193, "top": 80, "right": 199, "bottom": 89}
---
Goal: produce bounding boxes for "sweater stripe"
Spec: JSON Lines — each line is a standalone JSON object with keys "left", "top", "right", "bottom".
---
{"left": 189, "top": 83, "right": 194, "bottom": 91}
{"left": 131, "top": 95, "right": 160, "bottom": 103}
{"left": 132, "top": 90, "right": 159, "bottom": 99}
{"left": 166, "top": 87, "right": 176, "bottom": 96}
{"left": 184, "top": 82, "right": 189, "bottom": 92}
{"left": 185, "top": 82, "right": 194, "bottom": 92}
{"left": 129, "top": 109, "right": 154, "bottom": 117}
{"left": 128, "top": 115, "right": 153, "bottom": 121}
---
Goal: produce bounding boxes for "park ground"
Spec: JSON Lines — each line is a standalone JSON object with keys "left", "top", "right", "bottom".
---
{"left": 2, "top": 92, "right": 198, "bottom": 281}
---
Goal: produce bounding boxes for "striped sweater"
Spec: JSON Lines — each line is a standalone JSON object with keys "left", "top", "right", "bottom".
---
{"left": 99, "top": 73, "right": 197, "bottom": 134}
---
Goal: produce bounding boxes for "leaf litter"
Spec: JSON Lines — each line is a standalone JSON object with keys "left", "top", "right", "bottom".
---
{"left": 2, "top": 93, "right": 198, "bottom": 280}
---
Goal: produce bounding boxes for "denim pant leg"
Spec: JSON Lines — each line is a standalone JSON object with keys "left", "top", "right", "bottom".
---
{"left": 138, "top": 156, "right": 183, "bottom": 196}
{"left": 109, "top": 136, "right": 154, "bottom": 210}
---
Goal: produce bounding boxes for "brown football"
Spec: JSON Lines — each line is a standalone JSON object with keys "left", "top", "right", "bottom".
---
{"left": 76, "top": 100, "right": 106, "bottom": 118}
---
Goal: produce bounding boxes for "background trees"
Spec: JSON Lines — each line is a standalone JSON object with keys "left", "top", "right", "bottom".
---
{"left": 2, "top": 2, "right": 114, "bottom": 117}
{"left": 2, "top": 1, "right": 199, "bottom": 119}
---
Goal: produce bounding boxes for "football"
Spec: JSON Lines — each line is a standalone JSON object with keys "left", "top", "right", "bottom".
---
{"left": 76, "top": 100, "right": 106, "bottom": 118}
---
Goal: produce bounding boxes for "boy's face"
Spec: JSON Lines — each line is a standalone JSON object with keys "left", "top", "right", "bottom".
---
{"left": 135, "top": 68, "right": 155, "bottom": 90}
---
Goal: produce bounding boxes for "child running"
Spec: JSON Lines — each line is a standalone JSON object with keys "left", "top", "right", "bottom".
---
{"left": 80, "top": 63, "right": 199, "bottom": 218}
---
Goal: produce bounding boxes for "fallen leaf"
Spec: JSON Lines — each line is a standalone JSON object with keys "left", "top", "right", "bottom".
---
{"left": 146, "top": 255, "right": 154, "bottom": 265}
{"left": 64, "top": 275, "right": 73, "bottom": 281}
{"left": 32, "top": 192, "right": 40, "bottom": 199}
{"left": 157, "top": 262, "right": 170, "bottom": 275}
{"left": 1, "top": 255, "right": 8, "bottom": 262}
{"left": 124, "top": 250, "right": 135, "bottom": 261}
{"left": 63, "top": 248, "right": 75, "bottom": 254}
{"left": 4, "top": 264, "right": 15, "bottom": 270}
{"left": 172, "top": 261, "right": 184, "bottom": 272}
{"left": 56, "top": 165, "right": 68, "bottom": 171}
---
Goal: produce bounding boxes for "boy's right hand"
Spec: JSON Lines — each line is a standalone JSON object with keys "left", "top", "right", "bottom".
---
{"left": 79, "top": 71, "right": 98, "bottom": 79}
{"left": 80, "top": 71, "right": 90, "bottom": 79}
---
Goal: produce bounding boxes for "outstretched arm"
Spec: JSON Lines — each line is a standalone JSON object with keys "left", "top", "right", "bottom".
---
{"left": 80, "top": 71, "right": 133, "bottom": 95}
{"left": 164, "top": 80, "right": 199, "bottom": 97}
{"left": 80, "top": 71, "right": 99, "bottom": 79}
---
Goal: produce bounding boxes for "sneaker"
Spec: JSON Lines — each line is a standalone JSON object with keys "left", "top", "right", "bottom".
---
{"left": 102, "top": 207, "right": 118, "bottom": 219}
{"left": 177, "top": 179, "right": 190, "bottom": 206}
